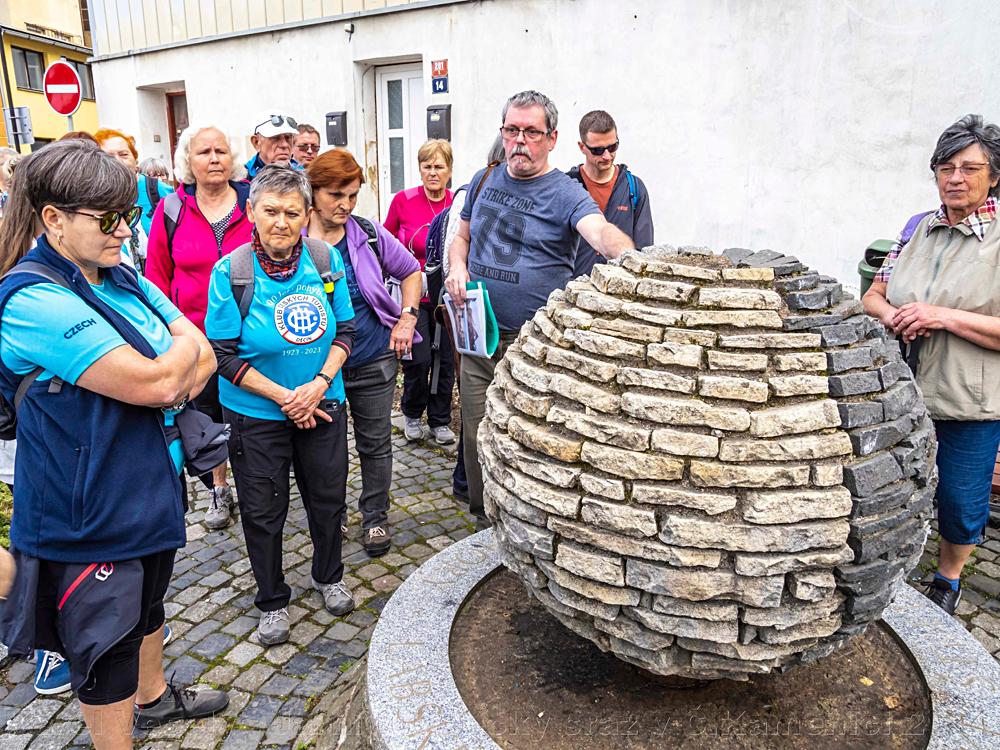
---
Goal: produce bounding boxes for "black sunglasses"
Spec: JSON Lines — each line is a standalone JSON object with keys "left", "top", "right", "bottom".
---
{"left": 254, "top": 114, "right": 298, "bottom": 134}
{"left": 67, "top": 206, "right": 143, "bottom": 234}
{"left": 584, "top": 141, "right": 620, "bottom": 156}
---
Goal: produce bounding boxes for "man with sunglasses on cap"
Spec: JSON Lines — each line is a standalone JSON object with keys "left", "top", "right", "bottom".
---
{"left": 246, "top": 111, "right": 303, "bottom": 179}
{"left": 569, "top": 110, "right": 654, "bottom": 277}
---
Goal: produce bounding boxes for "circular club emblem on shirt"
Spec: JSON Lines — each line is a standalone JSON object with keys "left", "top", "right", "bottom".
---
{"left": 274, "top": 294, "right": 328, "bottom": 344}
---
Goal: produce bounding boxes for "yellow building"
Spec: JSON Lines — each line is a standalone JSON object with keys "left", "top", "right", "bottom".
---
{"left": 0, "top": 0, "right": 98, "bottom": 152}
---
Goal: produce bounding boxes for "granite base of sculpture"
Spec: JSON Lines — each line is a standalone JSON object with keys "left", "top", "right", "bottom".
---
{"left": 478, "top": 246, "right": 936, "bottom": 680}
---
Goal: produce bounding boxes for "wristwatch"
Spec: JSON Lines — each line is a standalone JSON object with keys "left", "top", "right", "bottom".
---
{"left": 316, "top": 372, "right": 334, "bottom": 388}
{"left": 400, "top": 305, "right": 418, "bottom": 318}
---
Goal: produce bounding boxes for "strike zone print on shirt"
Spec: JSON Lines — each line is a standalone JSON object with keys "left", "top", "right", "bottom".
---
{"left": 461, "top": 166, "right": 599, "bottom": 331}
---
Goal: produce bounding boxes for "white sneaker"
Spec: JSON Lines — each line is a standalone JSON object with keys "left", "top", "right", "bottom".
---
{"left": 430, "top": 425, "right": 456, "bottom": 445}
{"left": 257, "top": 608, "right": 289, "bottom": 646}
{"left": 404, "top": 417, "right": 424, "bottom": 441}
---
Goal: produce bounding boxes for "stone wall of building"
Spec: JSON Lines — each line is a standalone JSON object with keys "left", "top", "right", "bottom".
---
{"left": 480, "top": 246, "right": 936, "bottom": 680}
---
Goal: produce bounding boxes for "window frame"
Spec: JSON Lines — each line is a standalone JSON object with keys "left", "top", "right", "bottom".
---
{"left": 65, "top": 60, "right": 95, "bottom": 101}
{"left": 11, "top": 46, "right": 45, "bottom": 92}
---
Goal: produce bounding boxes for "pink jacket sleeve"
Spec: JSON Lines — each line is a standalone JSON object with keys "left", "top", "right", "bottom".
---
{"left": 144, "top": 200, "right": 174, "bottom": 297}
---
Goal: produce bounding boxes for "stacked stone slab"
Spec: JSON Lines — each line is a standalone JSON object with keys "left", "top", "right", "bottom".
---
{"left": 480, "top": 245, "right": 936, "bottom": 680}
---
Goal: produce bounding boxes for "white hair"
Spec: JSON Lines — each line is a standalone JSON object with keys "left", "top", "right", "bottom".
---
{"left": 173, "top": 125, "right": 247, "bottom": 185}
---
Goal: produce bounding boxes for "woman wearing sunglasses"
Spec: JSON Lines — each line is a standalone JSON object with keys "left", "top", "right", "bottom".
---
{"left": 0, "top": 140, "right": 228, "bottom": 746}
{"left": 383, "top": 138, "right": 457, "bottom": 446}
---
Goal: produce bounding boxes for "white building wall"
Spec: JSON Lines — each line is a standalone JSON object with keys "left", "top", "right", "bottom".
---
{"left": 91, "top": 0, "right": 1000, "bottom": 289}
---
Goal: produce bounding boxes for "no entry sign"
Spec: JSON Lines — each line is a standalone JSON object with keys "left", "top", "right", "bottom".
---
{"left": 43, "top": 61, "right": 82, "bottom": 117}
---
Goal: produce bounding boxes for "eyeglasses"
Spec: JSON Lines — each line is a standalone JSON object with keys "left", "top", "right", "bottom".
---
{"left": 254, "top": 115, "right": 298, "bottom": 135}
{"left": 584, "top": 141, "right": 619, "bottom": 156}
{"left": 67, "top": 206, "right": 143, "bottom": 234}
{"left": 500, "top": 125, "right": 550, "bottom": 142}
{"left": 933, "top": 163, "right": 990, "bottom": 178}
{"left": 296, "top": 143, "right": 320, "bottom": 153}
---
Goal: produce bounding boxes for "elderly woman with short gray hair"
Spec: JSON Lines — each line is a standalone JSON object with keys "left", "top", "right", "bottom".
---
{"left": 205, "top": 164, "right": 357, "bottom": 645}
{"left": 863, "top": 113, "right": 1000, "bottom": 615}
{"left": 146, "top": 124, "right": 253, "bottom": 529}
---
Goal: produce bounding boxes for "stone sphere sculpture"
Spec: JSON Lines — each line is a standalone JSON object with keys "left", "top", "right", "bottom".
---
{"left": 479, "top": 246, "right": 936, "bottom": 680}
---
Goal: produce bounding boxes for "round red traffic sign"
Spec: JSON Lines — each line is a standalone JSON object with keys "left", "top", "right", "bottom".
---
{"left": 43, "top": 61, "right": 82, "bottom": 116}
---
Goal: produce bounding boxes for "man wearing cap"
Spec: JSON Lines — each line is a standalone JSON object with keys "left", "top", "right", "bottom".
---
{"left": 246, "top": 111, "right": 303, "bottom": 179}
{"left": 569, "top": 110, "right": 654, "bottom": 277}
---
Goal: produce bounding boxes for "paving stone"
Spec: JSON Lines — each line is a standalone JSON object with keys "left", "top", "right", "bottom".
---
{"left": 260, "top": 673, "right": 301, "bottom": 697}
{"left": 225, "top": 641, "right": 263, "bottom": 667}
{"left": 278, "top": 697, "right": 308, "bottom": 717}
{"left": 220, "top": 729, "right": 264, "bottom": 750}
{"left": 3, "top": 683, "right": 38, "bottom": 708}
{"left": 200, "top": 663, "right": 240, "bottom": 686}
{"left": 232, "top": 662, "right": 275, "bottom": 692}
{"left": 264, "top": 716, "right": 304, "bottom": 745}
{"left": 0, "top": 734, "right": 32, "bottom": 750}
{"left": 238, "top": 694, "right": 283, "bottom": 728}
{"left": 4, "top": 699, "right": 61, "bottom": 730}
{"left": 180, "top": 716, "right": 229, "bottom": 749}
{"left": 191, "top": 632, "right": 236, "bottom": 660}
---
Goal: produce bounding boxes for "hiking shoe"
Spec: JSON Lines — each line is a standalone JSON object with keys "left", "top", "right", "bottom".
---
{"left": 34, "top": 650, "right": 70, "bottom": 695}
{"left": 162, "top": 623, "right": 173, "bottom": 646}
{"left": 134, "top": 679, "right": 229, "bottom": 729}
{"left": 204, "top": 487, "right": 232, "bottom": 530}
{"left": 923, "top": 578, "right": 962, "bottom": 615}
{"left": 257, "top": 608, "right": 290, "bottom": 646}
{"left": 404, "top": 416, "right": 424, "bottom": 441}
{"left": 430, "top": 425, "right": 456, "bottom": 445}
{"left": 312, "top": 577, "right": 355, "bottom": 616}
{"left": 363, "top": 526, "right": 391, "bottom": 557}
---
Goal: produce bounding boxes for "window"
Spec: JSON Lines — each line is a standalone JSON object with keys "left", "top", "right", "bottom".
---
{"left": 66, "top": 60, "right": 95, "bottom": 100}
{"left": 12, "top": 47, "right": 44, "bottom": 91}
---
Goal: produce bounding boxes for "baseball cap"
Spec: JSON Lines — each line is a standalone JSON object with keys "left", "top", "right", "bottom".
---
{"left": 252, "top": 111, "right": 299, "bottom": 138}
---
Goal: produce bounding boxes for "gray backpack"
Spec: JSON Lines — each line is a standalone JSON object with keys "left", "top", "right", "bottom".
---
{"left": 229, "top": 237, "right": 343, "bottom": 320}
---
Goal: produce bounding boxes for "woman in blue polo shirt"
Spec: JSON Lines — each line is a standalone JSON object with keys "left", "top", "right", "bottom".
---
{"left": 205, "top": 164, "right": 356, "bottom": 647}
{"left": 0, "top": 141, "right": 227, "bottom": 743}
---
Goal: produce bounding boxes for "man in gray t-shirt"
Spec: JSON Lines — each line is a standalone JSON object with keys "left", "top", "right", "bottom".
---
{"left": 446, "top": 90, "right": 635, "bottom": 524}
{"left": 460, "top": 163, "right": 599, "bottom": 330}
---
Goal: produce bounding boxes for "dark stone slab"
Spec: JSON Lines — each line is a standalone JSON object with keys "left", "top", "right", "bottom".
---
{"left": 842, "top": 452, "right": 904, "bottom": 497}
{"left": 849, "top": 415, "right": 914, "bottom": 456}
{"left": 837, "top": 400, "right": 884, "bottom": 429}
{"left": 826, "top": 346, "right": 874, "bottom": 374}
{"left": 852, "top": 480, "right": 916, "bottom": 517}
{"left": 722, "top": 247, "right": 753, "bottom": 264}
{"left": 828, "top": 370, "right": 883, "bottom": 397}
{"left": 849, "top": 518, "right": 922, "bottom": 563}
{"left": 774, "top": 272, "right": 820, "bottom": 293}
{"left": 239, "top": 694, "right": 284, "bottom": 728}
{"left": 818, "top": 322, "right": 862, "bottom": 347}
{"left": 784, "top": 287, "right": 831, "bottom": 311}
{"left": 876, "top": 381, "right": 919, "bottom": 420}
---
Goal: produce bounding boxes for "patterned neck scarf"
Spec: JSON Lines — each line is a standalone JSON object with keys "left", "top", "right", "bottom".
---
{"left": 252, "top": 229, "right": 302, "bottom": 281}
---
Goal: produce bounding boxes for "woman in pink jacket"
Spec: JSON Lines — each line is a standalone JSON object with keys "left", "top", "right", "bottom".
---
{"left": 146, "top": 124, "right": 253, "bottom": 531}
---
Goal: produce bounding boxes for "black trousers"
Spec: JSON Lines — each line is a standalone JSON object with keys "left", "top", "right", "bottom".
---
{"left": 400, "top": 301, "right": 455, "bottom": 429}
{"left": 225, "top": 403, "right": 348, "bottom": 612}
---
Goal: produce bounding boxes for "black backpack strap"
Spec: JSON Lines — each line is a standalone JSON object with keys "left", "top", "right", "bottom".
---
{"left": 145, "top": 176, "right": 162, "bottom": 218}
{"left": 352, "top": 216, "right": 381, "bottom": 263}
{"left": 228, "top": 243, "right": 255, "bottom": 319}
{"left": 303, "top": 237, "right": 344, "bottom": 308}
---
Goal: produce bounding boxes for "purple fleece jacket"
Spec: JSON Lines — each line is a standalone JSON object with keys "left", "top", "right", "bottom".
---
{"left": 342, "top": 215, "right": 423, "bottom": 344}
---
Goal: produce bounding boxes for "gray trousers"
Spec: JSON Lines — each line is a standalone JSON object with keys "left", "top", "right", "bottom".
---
{"left": 459, "top": 331, "right": 518, "bottom": 518}
{"left": 343, "top": 352, "right": 398, "bottom": 529}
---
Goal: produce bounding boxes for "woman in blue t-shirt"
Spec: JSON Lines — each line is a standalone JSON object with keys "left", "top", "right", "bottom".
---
{"left": 0, "top": 141, "right": 227, "bottom": 742}
{"left": 205, "top": 164, "right": 357, "bottom": 647}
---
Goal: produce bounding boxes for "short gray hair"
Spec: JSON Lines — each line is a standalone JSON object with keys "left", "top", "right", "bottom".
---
{"left": 502, "top": 90, "right": 558, "bottom": 133}
{"left": 249, "top": 163, "right": 312, "bottom": 209}
{"left": 931, "top": 114, "right": 1000, "bottom": 196}
{"left": 138, "top": 157, "right": 169, "bottom": 179}
{"left": 173, "top": 125, "right": 247, "bottom": 185}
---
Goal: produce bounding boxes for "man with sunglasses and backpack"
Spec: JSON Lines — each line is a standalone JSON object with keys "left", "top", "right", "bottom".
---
{"left": 246, "top": 111, "right": 303, "bottom": 180}
{"left": 569, "top": 110, "right": 654, "bottom": 277}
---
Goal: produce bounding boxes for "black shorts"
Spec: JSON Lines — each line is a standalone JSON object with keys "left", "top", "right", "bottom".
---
{"left": 193, "top": 372, "right": 224, "bottom": 424}
{"left": 32, "top": 549, "right": 175, "bottom": 705}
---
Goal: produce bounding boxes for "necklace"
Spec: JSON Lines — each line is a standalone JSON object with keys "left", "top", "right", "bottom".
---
{"left": 422, "top": 186, "right": 446, "bottom": 217}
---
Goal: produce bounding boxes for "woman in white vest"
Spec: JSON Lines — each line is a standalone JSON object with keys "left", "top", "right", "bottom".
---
{"left": 864, "top": 114, "right": 1000, "bottom": 615}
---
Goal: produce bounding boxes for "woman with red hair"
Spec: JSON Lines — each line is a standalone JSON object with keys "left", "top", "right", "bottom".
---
{"left": 306, "top": 150, "right": 421, "bottom": 557}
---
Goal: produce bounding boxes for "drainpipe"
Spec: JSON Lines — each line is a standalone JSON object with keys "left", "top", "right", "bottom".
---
{"left": 0, "top": 28, "right": 21, "bottom": 151}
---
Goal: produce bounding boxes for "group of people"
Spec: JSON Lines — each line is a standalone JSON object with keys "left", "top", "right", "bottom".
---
{"left": 0, "top": 87, "right": 995, "bottom": 749}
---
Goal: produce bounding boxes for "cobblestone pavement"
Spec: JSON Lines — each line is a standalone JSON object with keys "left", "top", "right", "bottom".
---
{"left": 2, "top": 419, "right": 1000, "bottom": 749}
{"left": 0, "top": 417, "right": 473, "bottom": 750}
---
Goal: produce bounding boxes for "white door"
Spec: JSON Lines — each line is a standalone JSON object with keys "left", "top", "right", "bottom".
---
{"left": 376, "top": 63, "right": 425, "bottom": 218}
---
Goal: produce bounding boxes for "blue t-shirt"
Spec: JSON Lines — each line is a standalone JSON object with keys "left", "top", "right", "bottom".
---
{"left": 338, "top": 236, "right": 390, "bottom": 368}
{"left": 0, "top": 273, "right": 185, "bottom": 471}
{"left": 137, "top": 174, "right": 174, "bottom": 237}
{"left": 461, "top": 166, "right": 600, "bottom": 330}
{"left": 205, "top": 242, "right": 354, "bottom": 421}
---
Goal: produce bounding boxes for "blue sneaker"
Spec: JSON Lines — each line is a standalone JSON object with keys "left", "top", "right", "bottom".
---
{"left": 163, "top": 623, "right": 173, "bottom": 646}
{"left": 34, "top": 650, "right": 71, "bottom": 695}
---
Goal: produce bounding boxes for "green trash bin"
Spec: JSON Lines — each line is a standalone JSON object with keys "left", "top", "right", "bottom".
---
{"left": 858, "top": 239, "right": 894, "bottom": 297}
